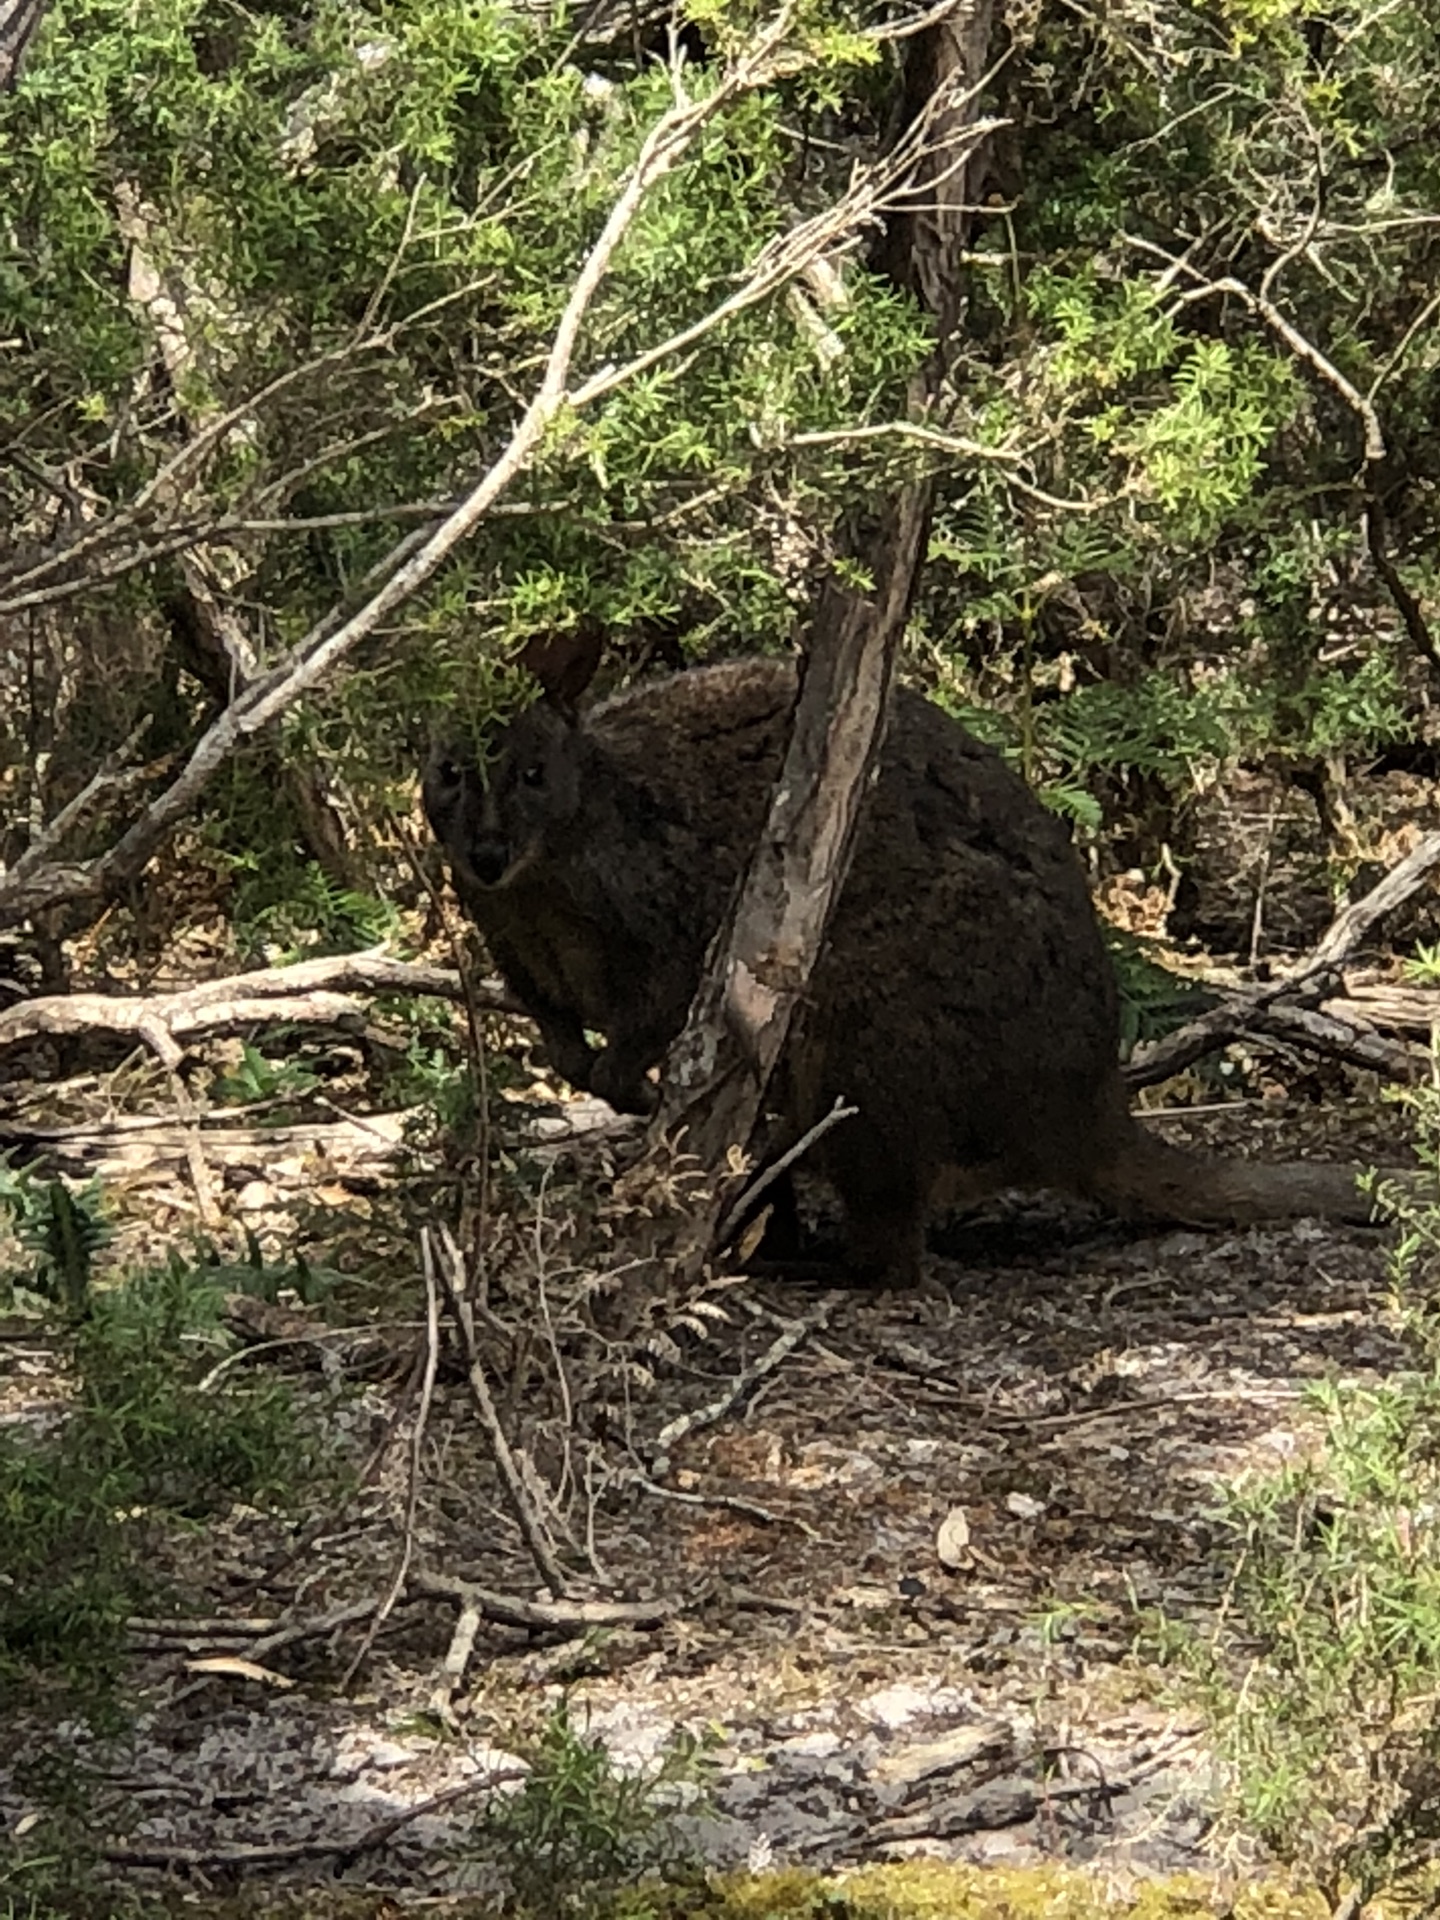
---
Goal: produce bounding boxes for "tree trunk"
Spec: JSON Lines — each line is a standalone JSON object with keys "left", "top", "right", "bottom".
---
{"left": 647, "top": 0, "right": 1000, "bottom": 1262}
{"left": 654, "top": 488, "right": 932, "bottom": 1175}
{"left": 0, "top": 0, "right": 44, "bottom": 92}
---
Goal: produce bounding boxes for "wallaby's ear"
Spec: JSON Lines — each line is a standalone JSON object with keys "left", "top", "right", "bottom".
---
{"left": 517, "top": 621, "right": 604, "bottom": 718}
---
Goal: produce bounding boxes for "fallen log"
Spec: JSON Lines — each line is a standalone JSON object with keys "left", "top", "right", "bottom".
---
{"left": 1327, "top": 982, "right": 1440, "bottom": 1033}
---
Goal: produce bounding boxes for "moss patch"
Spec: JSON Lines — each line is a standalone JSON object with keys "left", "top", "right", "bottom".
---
{"left": 712, "top": 1864, "right": 1332, "bottom": 1919}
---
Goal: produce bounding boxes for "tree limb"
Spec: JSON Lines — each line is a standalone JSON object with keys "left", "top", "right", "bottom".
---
{"left": 0, "top": 950, "right": 517, "bottom": 1060}
{"left": 0, "top": 12, "right": 822, "bottom": 925}
{"left": 1124, "top": 832, "right": 1440, "bottom": 1088}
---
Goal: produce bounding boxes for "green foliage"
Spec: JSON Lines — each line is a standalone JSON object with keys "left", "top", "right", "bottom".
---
{"left": 393, "top": 1036, "right": 480, "bottom": 1139}
{"left": 213, "top": 1039, "right": 320, "bottom": 1107}
{"left": 472, "top": 1696, "right": 709, "bottom": 1917}
{"left": 190, "top": 1225, "right": 346, "bottom": 1305}
{"left": 0, "top": 1242, "right": 327, "bottom": 1696}
{"left": 1104, "top": 932, "right": 1216, "bottom": 1057}
{"left": 0, "top": 1162, "right": 112, "bottom": 1317}
{"left": 1179, "top": 1068, "right": 1440, "bottom": 1901}
{"left": 224, "top": 853, "right": 403, "bottom": 963}
{"left": 2, "top": 0, "right": 1437, "bottom": 944}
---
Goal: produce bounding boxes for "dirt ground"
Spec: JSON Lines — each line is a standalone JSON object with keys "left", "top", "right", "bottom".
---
{"left": 0, "top": 1041, "right": 1414, "bottom": 1904}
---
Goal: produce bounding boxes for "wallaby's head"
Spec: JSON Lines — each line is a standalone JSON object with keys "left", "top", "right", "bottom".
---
{"left": 424, "top": 703, "right": 587, "bottom": 889}
{"left": 423, "top": 624, "right": 605, "bottom": 892}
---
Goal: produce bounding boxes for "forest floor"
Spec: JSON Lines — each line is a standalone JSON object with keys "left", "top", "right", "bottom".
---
{"left": 0, "top": 1010, "right": 1416, "bottom": 1909}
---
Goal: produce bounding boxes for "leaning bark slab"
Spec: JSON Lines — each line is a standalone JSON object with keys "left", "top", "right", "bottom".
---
{"left": 652, "top": 484, "right": 933, "bottom": 1182}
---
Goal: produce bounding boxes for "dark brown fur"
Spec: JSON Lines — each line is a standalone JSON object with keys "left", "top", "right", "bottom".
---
{"left": 423, "top": 659, "right": 1365, "bottom": 1282}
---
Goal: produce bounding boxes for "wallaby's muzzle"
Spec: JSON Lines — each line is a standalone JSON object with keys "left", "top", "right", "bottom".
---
{"left": 469, "top": 838, "right": 512, "bottom": 887}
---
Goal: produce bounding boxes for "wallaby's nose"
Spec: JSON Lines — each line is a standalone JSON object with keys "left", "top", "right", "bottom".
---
{"left": 470, "top": 838, "right": 511, "bottom": 888}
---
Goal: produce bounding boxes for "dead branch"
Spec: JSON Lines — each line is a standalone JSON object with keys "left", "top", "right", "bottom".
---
{"left": 0, "top": 1101, "right": 624, "bottom": 1187}
{"left": 712, "top": 1096, "right": 857, "bottom": 1251}
{"left": 340, "top": 1247, "right": 442, "bottom": 1690}
{"left": 1245, "top": 1002, "right": 1418, "bottom": 1078}
{"left": 1126, "top": 232, "right": 1386, "bottom": 461}
{"left": 632, "top": 1470, "right": 821, "bottom": 1539}
{"left": 3, "top": 719, "right": 158, "bottom": 886}
{"left": 1329, "top": 982, "right": 1440, "bottom": 1031}
{"left": 426, "top": 1224, "right": 574, "bottom": 1597}
{"left": 432, "top": 1586, "right": 485, "bottom": 1716}
{"left": 649, "top": 1296, "right": 835, "bottom": 1476}
{"left": 408, "top": 1569, "right": 683, "bottom": 1631}
{"left": 145, "top": 1562, "right": 681, "bottom": 1694}
{"left": 0, "top": 949, "right": 516, "bottom": 1061}
{"left": 0, "top": 1112, "right": 414, "bottom": 1183}
{"left": 1310, "top": 833, "right": 1440, "bottom": 970}
{"left": 99, "top": 1771, "right": 522, "bottom": 1874}
{"left": 1125, "top": 832, "right": 1440, "bottom": 1088}
{"left": 243, "top": 1597, "right": 394, "bottom": 1664}
{"left": 196, "top": 1321, "right": 407, "bottom": 1393}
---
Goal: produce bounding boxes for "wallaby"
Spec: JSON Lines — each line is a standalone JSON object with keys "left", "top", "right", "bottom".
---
{"left": 423, "top": 645, "right": 1368, "bottom": 1283}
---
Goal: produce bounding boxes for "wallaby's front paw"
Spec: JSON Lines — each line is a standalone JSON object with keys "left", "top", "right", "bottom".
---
{"left": 589, "top": 1051, "right": 659, "bottom": 1116}
{"left": 542, "top": 1036, "right": 598, "bottom": 1093}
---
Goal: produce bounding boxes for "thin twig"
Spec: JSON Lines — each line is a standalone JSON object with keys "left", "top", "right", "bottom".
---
{"left": 340, "top": 1246, "right": 442, "bottom": 1690}
{"left": 714, "top": 1097, "right": 857, "bottom": 1249}
{"left": 428, "top": 1224, "right": 573, "bottom": 1596}
{"left": 409, "top": 1568, "right": 682, "bottom": 1630}
{"left": 632, "top": 1470, "right": 820, "bottom": 1538}
{"left": 650, "top": 1297, "right": 835, "bottom": 1476}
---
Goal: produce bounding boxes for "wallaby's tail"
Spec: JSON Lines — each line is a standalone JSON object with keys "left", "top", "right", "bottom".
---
{"left": 1092, "top": 1119, "right": 1376, "bottom": 1226}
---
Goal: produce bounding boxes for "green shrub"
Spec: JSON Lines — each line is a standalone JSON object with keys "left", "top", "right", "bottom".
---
{"left": 471, "top": 1697, "right": 710, "bottom": 1918}
{"left": 0, "top": 1242, "right": 326, "bottom": 1696}
{"left": 1180, "top": 1067, "right": 1440, "bottom": 1904}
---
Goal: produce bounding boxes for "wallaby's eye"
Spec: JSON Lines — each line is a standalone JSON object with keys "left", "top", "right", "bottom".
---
{"left": 521, "top": 763, "right": 546, "bottom": 789}
{"left": 436, "top": 758, "right": 462, "bottom": 787}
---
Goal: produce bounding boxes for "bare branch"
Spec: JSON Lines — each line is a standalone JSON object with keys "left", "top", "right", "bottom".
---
{"left": 649, "top": 1297, "right": 835, "bottom": 1477}
{"left": 571, "top": 103, "right": 1008, "bottom": 412}
{"left": 0, "top": 950, "right": 517, "bottom": 1059}
{"left": 1124, "top": 231, "right": 1439, "bottom": 672}
{"left": 1126, "top": 234, "right": 1386, "bottom": 461}
{"left": 713, "top": 1096, "right": 857, "bottom": 1250}
{"left": 4, "top": 719, "right": 157, "bottom": 884}
{"left": 785, "top": 420, "right": 1122, "bottom": 511}
{"left": 1310, "top": 833, "right": 1440, "bottom": 969}
{"left": 1124, "top": 831, "right": 1440, "bottom": 1088}
{"left": 427, "top": 1224, "right": 574, "bottom": 1597}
